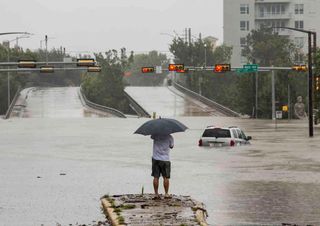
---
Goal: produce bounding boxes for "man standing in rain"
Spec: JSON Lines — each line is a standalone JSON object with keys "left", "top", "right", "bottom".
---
{"left": 151, "top": 134, "right": 174, "bottom": 199}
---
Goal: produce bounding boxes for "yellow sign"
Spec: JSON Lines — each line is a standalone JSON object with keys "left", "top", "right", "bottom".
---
{"left": 282, "top": 105, "right": 288, "bottom": 112}
{"left": 77, "top": 58, "right": 96, "bottom": 67}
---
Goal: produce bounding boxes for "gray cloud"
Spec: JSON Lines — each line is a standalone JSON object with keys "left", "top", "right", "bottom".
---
{"left": 0, "top": 0, "right": 223, "bottom": 55}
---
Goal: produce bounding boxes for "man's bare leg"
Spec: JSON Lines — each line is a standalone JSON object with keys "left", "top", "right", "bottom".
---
{"left": 153, "top": 177, "right": 159, "bottom": 196}
{"left": 163, "top": 177, "right": 169, "bottom": 195}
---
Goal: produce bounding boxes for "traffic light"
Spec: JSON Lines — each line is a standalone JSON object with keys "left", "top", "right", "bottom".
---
{"left": 214, "top": 64, "right": 231, "bottom": 73}
{"left": 315, "top": 75, "right": 320, "bottom": 92}
{"left": 76, "top": 58, "right": 96, "bottom": 67}
{"left": 292, "top": 65, "right": 307, "bottom": 72}
{"left": 141, "top": 67, "right": 155, "bottom": 73}
{"left": 87, "top": 66, "right": 102, "bottom": 73}
{"left": 168, "top": 64, "right": 184, "bottom": 72}
{"left": 40, "top": 66, "right": 54, "bottom": 73}
{"left": 18, "top": 60, "right": 37, "bottom": 68}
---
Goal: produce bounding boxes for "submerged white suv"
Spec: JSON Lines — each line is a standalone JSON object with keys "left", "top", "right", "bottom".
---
{"left": 198, "top": 126, "right": 252, "bottom": 147}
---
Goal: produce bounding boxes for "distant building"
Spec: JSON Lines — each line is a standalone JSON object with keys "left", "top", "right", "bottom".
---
{"left": 224, "top": 0, "right": 320, "bottom": 66}
{"left": 203, "top": 36, "right": 218, "bottom": 51}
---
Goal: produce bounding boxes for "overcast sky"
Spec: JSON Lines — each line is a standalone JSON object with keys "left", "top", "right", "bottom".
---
{"left": 0, "top": 0, "right": 223, "bottom": 56}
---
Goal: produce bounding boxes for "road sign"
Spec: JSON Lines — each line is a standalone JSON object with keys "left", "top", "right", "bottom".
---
{"left": 276, "top": 111, "right": 283, "bottom": 119}
{"left": 282, "top": 105, "right": 288, "bottom": 112}
{"left": 236, "top": 64, "right": 259, "bottom": 73}
{"left": 155, "top": 66, "right": 162, "bottom": 74}
{"left": 243, "top": 64, "right": 258, "bottom": 72}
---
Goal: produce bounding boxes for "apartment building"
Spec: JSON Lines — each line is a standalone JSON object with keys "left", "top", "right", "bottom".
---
{"left": 224, "top": 0, "right": 320, "bottom": 66}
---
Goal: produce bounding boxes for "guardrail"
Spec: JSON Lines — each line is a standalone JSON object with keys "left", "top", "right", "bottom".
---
{"left": 4, "top": 86, "right": 22, "bottom": 119}
{"left": 124, "top": 90, "right": 151, "bottom": 118}
{"left": 79, "top": 86, "right": 126, "bottom": 118}
{"left": 172, "top": 81, "right": 241, "bottom": 117}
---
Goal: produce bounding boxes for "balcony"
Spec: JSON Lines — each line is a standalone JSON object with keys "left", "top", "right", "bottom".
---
{"left": 255, "top": 12, "right": 292, "bottom": 20}
{"left": 255, "top": 0, "right": 290, "bottom": 3}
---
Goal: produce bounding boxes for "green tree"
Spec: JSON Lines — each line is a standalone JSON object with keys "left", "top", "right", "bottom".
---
{"left": 125, "top": 51, "right": 169, "bottom": 86}
{"left": 241, "top": 26, "right": 302, "bottom": 118}
{"left": 81, "top": 48, "right": 134, "bottom": 113}
{"left": 169, "top": 37, "right": 236, "bottom": 110}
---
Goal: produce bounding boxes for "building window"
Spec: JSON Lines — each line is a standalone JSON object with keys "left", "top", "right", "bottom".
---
{"left": 240, "top": 21, "right": 249, "bottom": 31}
{"left": 240, "top": 37, "right": 247, "bottom": 47}
{"left": 295, "top": 4, "right": 304, "bottom": 14}
{"left": 240, "top": 4, "right": 249, "bottom": 14}
{"left": 294, "top": 37, "right": 305, "bottom": 48}
{"left": 295, "top": 20, "right": 304, "bottom": 29}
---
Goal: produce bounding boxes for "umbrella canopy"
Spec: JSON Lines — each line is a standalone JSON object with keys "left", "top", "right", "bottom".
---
{"left": 134, "top": 118, "right": 188, "bottom": 136}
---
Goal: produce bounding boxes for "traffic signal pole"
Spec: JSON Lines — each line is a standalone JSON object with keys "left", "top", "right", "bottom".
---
{"left": 274, "top": 26, "right": 316, "bottom": 137}
{"left": 308, "top": 32, "right": 314, "bottom": 137}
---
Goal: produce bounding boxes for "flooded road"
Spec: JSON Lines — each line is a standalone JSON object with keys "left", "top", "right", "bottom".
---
{"left": 11, "top": 87, "right": 111, "bottom": 118}
{"left": 1, "top": 117, "right": 320, "bottom": 225}
{"left": 125, "top": 86, "right": 226, "bottom": 117}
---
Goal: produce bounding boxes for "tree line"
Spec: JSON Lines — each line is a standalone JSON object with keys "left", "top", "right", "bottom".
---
{"left": 169, "top": 27, "right": 319, "bottom": 118}
{"left": 0, "top": 45, "right": 82, "bottom": 114}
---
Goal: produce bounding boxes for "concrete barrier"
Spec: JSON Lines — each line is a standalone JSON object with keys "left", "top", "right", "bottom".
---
{"left": 4, "top": 87, "right": 22, "bottom": 119}
{"left": 124, "top": 91, "right": 151, "bottom": 118}
{"left": 173, "top": 81, "right": 241, "bottom": 117}
{"left": 79, "top": 86, "right": 126, "bottom": 118}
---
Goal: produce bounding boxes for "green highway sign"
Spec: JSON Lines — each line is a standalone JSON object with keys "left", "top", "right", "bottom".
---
{"left": 237, "top": 64, "right": 259, "bottom": 73}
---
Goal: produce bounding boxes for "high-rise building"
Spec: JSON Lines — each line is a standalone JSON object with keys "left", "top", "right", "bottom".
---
{"left": 224, "top": 0, "right": 320, "bottom": 66}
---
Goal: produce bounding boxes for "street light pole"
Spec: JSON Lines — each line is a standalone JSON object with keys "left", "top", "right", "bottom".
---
{"left": 1, "top": 33, "right": 32, "bottom": 109}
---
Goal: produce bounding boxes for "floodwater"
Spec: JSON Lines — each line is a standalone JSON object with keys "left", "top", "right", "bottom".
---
{"left": 1, "top": 117, "right": 320, "bottom": 225}
{"left": 11, "top": 87, "right": 112, "bottom": 118}
{"left": 125, "top": 86, "right": 227, "bottom": 117}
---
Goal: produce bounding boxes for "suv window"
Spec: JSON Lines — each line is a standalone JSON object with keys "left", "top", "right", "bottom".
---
{"left": 236, "top": 129, "right": 245, "bottom": 139}
{"left": 202, "top": 128, "right": 231, "bottom": 138}
{"left": 231, "top": 129, "right": 238, "bottom": 138}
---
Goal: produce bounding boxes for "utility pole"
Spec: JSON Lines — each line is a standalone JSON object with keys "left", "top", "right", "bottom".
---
{"left": 45, "top": 35, "right": 48, "bottom": 65}
{"left": 185, "top": 28, "right": 187, "bottom": 43}
{"left": 188, "top": 28, "right": 191, "bottom": 45}
{"left": 272, "top": 67, "right": 276, "bottom": 120}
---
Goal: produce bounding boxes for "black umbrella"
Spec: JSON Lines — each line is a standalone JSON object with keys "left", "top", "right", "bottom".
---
{"left": 134, "top": 118, "right": 188, "bottom": 136}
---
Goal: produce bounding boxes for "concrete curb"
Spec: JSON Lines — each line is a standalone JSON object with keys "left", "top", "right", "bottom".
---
{"left": 101, "top": 198, "right": 125, "bottom": 226}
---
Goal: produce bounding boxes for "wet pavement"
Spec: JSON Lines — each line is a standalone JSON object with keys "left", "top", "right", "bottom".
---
{"left": 125, "top": 86, "right": 226, "bottom": 117}
{"left": 1, "top": 117, "right": 320, "bottom": 225}
{"left": 11, "top": 87, "right": 111, "bottom": 118}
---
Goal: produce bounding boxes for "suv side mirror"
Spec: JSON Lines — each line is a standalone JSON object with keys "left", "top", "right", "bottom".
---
{"left": 246, "top": 136, "right": 252, "bottom": 141}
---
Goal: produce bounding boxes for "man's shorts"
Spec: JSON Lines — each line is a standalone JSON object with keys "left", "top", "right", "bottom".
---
{"left": 151, "top": 158, "right": 171, "bottom": 179}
